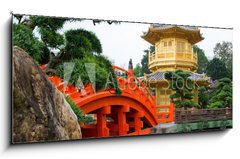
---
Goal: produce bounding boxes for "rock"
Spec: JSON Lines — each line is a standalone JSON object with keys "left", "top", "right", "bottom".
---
{"left": 151, "top": 122, "right": 178, "bottom": 134}
{"left": 12, "top": 46, "right": 82, "bottom": 143}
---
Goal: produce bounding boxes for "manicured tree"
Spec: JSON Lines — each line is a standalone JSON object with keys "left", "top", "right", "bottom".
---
{"left": 208, "top": 78, "right": 232, "bottom": 108}
{"left": 198, "top": 86, "right": 209, "bottom": 109}
{"left": 47, "top": 29, "right": 103, "bottom": 69}
{"left": 193, "top": 45, "right": 209, "bottom": 74}
{"left": 30, "top": 16, "right": 66, "bottom": 48}
{"left": 56, "top": 55, "right": 122, "bottom": 95}
{"left": 165, "top": 70, "right": 199, "bottom": 109}
{"left": 206, "top": 58, "right": 230, "bottom": 80}
{"left": 13, "top": 15, "right": 103, "bottom": 67}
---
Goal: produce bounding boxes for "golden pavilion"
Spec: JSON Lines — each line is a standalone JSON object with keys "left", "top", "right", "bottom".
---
{"left": 141, "top": 24, "right": 210, "bottom": 108}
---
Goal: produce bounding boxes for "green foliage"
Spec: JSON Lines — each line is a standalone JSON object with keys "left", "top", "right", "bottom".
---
{"left": 198, "top": 86, "right": 209, "bottom": 109}
{"left": 206, "top": 58, "right": 230, "bottom": 80}
{"left": 175, "top": 100, "right": 198, "bottom": 109}
{"left": 65, "top": 96, "right": 96, "bottom": 124}
{"left": 165, "top": 70, "right": 199, "bottom": 109}
{"left": 28, "top": 16, "right": 67, "bottom": 49}
{"left": 66, "top": 96, "right": 85, "bottom": 123}
{"left": 193, "top": 45, "right": 208, "bottom": 74}
{"left": 13, "top": 24, "right": 44, "bottom": 63}
{"left": 13, "top": 16, "right": 68, "bottom": 64}
{"left": 96, "top": 55, "right": 122, "bottom": 95}
{"left": 39, "top": 27, "right": 64, "bottom": 48}
{"left": 209, "top": 78, "right": 232, "bottom": 108}
{"left": 134, "top": 63, "right": 141, "bottom": 77}
{"left": 214, "top": 41, "right": 232, "bottom": 77}
{"left": 30, "top": 16, "right": 67, "bottom": 51}
{"left": 64, "top": 29, "right": 102, "bottom": 60}
{"left": 140, "top": 46, "right": 154, "bottom": 76}
{"left": 56, "top": 55, "right": 121, "bottom": 95}
{"left": 30, "top": 16, "right": 67, "bottom": 31}
{"left": 135, "top": 45, "right": 155, "bottom": 77}
{"left": 38, "top": 41, "right": 51, "bottom": 64}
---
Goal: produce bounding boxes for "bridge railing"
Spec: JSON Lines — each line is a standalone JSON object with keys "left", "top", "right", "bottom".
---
{"left": 113, "top": 65, "right": 177, "bottom": 124}
{"left": 113, "top": 66, "right": 155, "bottom": 105}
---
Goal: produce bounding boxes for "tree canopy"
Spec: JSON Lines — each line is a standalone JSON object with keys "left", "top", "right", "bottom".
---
{"left": 213, "top": 41, "right": 232, "bottom": 79}
{"left": 206, "top": 58, "right": 230, "bottom": 80}
{"left": 134, "top": 63, "right": 141, "bottom": 77}
{"left": 133, "top": 45, "right": 154, "bottom": 77}
{"left": 141, "top": 46, "right": 154, "bottom": 75}
{"left": 193, "top": 45, "right": 208, "bottom": 74}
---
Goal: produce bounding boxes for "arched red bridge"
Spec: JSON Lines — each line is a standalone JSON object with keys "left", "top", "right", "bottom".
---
{"left": 41, "top": 65, "right": 174, "bottom": 138}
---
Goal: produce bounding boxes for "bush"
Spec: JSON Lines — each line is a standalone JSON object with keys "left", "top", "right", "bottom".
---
{"left": 209, "top": 101, "right": 223, "bottom": 108}
{"left": 198, "top": 86, "right": 209, "bottom": 109}
{"left": 208, "top": 78, "right": 232, "bottom": 108}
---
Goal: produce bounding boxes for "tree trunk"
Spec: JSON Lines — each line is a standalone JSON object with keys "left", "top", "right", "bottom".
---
{"left": 46, "top": 53, "right": 63, "bottom": 69}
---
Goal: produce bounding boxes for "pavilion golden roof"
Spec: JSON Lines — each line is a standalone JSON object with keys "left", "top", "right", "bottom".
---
{"left": 141, "top": 24, "right": 204, "bottom": 45}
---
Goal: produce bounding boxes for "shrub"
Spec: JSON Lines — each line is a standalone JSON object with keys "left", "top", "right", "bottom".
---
{"left": 65, "top": 96, "right": 96, "bottom": 124}
{"left": 208, "top": 78, "right": 232, "bottom": 108}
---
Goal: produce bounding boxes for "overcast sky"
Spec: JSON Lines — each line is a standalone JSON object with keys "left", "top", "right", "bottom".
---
{"left": 60, "top": 19, "right": 233, "bottom": 70}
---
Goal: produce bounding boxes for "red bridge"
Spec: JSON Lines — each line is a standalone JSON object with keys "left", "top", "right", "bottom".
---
{"left": 42, "top": 65, "right": 174, "bottom": 138}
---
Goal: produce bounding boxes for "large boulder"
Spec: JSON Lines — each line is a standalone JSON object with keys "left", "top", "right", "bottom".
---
{"left": 12, "top": 46, "right": 82, "bottom": 143}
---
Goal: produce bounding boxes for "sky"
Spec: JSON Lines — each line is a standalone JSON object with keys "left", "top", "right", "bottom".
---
{"left": 60, "top": 19, "right": 233, "bottom": 70}
{"left": 14, "top": 16, "right": 232, "bottom": 70}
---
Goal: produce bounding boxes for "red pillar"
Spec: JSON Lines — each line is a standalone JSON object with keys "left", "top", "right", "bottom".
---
{"left": 97, "top": 106, "right": 110, "bottom": 137}
{"left": 133, "top": 112, "right": 143, "bottom": 132}
{"left": 168, "top": 102, "right": 175, "bottom": 122}
{"left": 118, "top": 106, "right": 129, "bottom": 136}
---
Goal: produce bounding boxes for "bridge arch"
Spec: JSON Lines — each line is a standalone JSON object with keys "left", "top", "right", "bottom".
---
{"left": 43, "top": 65, "right": 174, "bottom": 138}
{"left": 75, "top": 92, "right": 158, "bottom": 126}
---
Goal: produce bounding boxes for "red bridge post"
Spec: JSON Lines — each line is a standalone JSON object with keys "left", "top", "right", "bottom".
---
{"left": 133, "top": 111, "right": 144, "bottom": 132}
{"left": 118, "top": 105, "right": 130, "bottom": 136}
{"left": 97, "top": 106, "right": 110, "bottom": 137}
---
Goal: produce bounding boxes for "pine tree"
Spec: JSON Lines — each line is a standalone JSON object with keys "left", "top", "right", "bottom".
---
{"left": 165, "top": 70, "right": 199, "bottom": 109}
